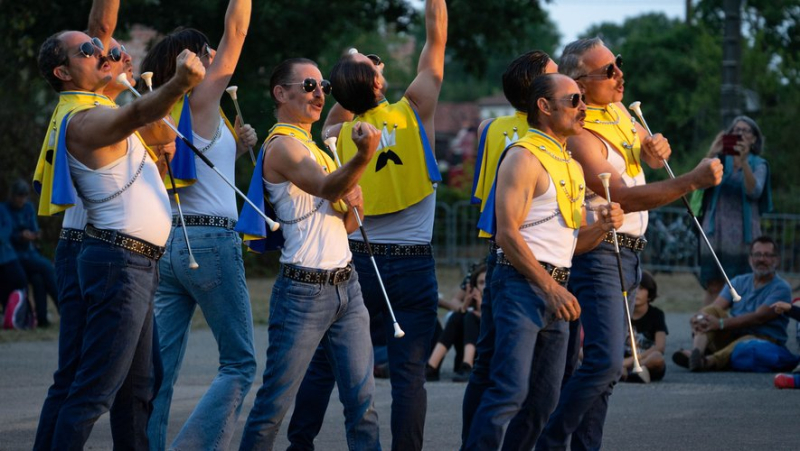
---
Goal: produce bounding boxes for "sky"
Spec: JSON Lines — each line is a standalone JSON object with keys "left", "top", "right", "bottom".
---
{"left": 542, "top": 0, "right": 686, "bottom": 48}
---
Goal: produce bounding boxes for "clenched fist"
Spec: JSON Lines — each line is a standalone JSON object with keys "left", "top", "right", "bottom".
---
{"left": 691, "top": 158, "right": 723, "bottom": 190}
{"left": 351, "top": 121, "right": 381, "bottom": 162}
{"left": 641, "top": 133, "right": 671, "bottom": 162}
{"left": 174, "top": 49, "right": 206, "bottom": 91}
{"left": 596, "top": 202, "right": 624, "bottom": 232}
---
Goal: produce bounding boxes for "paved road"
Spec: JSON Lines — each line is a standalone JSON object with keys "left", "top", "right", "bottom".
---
{"left": 2, "top": 313, "right": 799, "bottom": 450}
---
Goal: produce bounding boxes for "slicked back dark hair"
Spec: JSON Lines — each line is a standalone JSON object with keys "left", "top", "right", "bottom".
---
{"left": 329, "top": 55, "right": 379, "bottom": 115}
{"left": 268, "top": 58, "right": 318, "bottom": 116}
{"left": 502, "top": 50, "right": 552, "bottom": 112}
{"left": 141, "top": 28, "right": 209, "bottom": 89}
{"left": 526, "top": 74, "right": 561, "bottom": 129}
{"left": 38, "top": 31, "right": 70, "bottom": 92}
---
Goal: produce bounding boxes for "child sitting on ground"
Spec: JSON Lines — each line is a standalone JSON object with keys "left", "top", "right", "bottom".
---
{"left": 427, "top": 263, "right": 486, "bottom": 382}
{"left": 623, "top": 271, "right": 668, "bottom": 383}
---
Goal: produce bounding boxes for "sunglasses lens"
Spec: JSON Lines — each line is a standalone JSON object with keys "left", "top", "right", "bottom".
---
{"left": 616, "top": 55, "right": 623, "bottom": 69}
{"left": 366, "top": 54, "right": 382, "bottom": 66}
{"left": 79, "top": 41, "right": 95, "bottom": 58}
{"left": 302, "top": 78, "right": 318, "bottom": 93}
{"left": 320, "top": 80, "right": 332, "bottom": 95}
{"left": 91, "top": 37, "right": 104, "bottom": 51}
{"left": 109, "top": 47, "right": 120, "bottom": 62}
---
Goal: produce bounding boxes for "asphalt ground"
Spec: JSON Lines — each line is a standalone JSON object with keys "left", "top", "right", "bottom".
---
{"left": 2, "top": 313, "right": 799, "bottom": 450}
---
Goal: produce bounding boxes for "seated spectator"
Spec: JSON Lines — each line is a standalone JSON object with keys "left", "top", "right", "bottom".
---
{"left": 427, "top": 263, "right": 486, "bottom": 382}
{"left": 772, "top": 299, "right": 800, "bottom": 388}
{"left": 0, "top": 202, "right": 27, "bottom": 312}
{"left": 6, "top": 180, "right": 58, "bottom": 327}
{"left": 673, "top": 236, "right": 791, "bottom": 372}
{"left": 622, "top": 271, "right": 668, "bottom": 383}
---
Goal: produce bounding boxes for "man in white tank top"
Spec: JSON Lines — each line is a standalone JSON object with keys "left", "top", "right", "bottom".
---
{"left": 34, "top": 15, "right": 177, "bottom": 447}
{"left": 35, "top": 27, "right": 204, "bottom": 449}
{"left": 467, "top": 74, "right": 623, "bottom": 449}
{"left": 239, "top": 58, "right": 382, "bottom": 451}
{"left": 288, "top": 2, "right": 448, "bottom": 449}
{"left": 539, "top": 38, "right": 723, "bottom": 451}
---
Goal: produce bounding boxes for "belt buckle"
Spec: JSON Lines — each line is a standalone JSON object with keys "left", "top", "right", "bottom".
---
{"left": 634, "top": 237, "right": 647, "bottom": 252}
{"left": 331, "top": 266, "right": 351, "bottom": 284}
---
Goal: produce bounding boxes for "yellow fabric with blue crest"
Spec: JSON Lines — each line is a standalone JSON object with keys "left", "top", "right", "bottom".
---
{"left": 337, "top": 97, "right": 440, "bottom": 216}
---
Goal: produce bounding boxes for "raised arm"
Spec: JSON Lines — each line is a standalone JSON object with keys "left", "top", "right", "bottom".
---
{"left": 568, "top": 131, "right": 723, "bottom": 213}
{"left": 87, "top": 0, "right": 118, "bottom": 52}
{"left": 189, "top": 0, "right": 251, "bottom": 138}
{"left": 404, "top": 0, "right": 447, "bottom": 130}
{"left": 67, "top": 50, "right": 205, "bottom": 163}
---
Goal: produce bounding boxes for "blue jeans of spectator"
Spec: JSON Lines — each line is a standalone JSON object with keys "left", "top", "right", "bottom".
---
{"left": 287, "top": 252, "right": 438, "bottom": 451}
{"left": 0, "top": 258, "right": 26, "bottom": 310}
{"left": 148, "top": 226, "right": 256, "bottom": 451}
{"left": 466, "top": 264, "right": 569, "bottom": 450}
{"left": 239, "top": 266, "right": 379, "bottom": 451}
{"left": 51, "top": 236, "right": 159, "bottom": 450}
{"left": 19, "top": 251, "right": 59, "bottom": 326}
{"left": 538, "top": 242, "right": 640, "bottom": 451}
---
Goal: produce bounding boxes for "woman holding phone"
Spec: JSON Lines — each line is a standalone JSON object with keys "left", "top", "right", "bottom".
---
{"left": 697, "top": 116, "right": 772, "bottom": 304}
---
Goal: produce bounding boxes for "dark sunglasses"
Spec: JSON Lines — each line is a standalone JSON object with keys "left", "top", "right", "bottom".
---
{"left": 366, "top": 54, "right": 382, "bottom": 66}
{"left": 68, "top": 37, "right": 104, "bottom": 62}
{"left": 577, "top": 54, "right": 623, "bottom": 80}
{"left": 549, "top": 93, "right": 586, "bottom": 108}
{"left": 199, "top": 43, "right": 212, "bottom": 60}
{"left": 108, "top": 44, "right": 127, "bottom": 62}
{"left": 283, "top": 78, "right": 332, "bottom": 95}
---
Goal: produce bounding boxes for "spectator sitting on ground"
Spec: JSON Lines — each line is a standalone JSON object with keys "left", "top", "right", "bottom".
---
{"left": 5, "top": 179, "right": 58, "bottom": 327}
{"left": 622, "top": 271, "right": 668, "bottom": 383}
{"left": 427, "top": 263, "right": 487, "bottom": 382}
{"left": 772, "top": 299, "right": 800, "bottom": 388}
{"left": 673, "top": 236, "right": 791, "bottom": 372}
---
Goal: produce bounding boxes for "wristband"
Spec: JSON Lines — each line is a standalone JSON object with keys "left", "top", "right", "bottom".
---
{"left": 719, "top": 318, "right": 725, "bottom": 330}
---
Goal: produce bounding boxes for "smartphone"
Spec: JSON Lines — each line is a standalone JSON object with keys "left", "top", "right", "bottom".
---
{"left": 721, "top": 134, "right": 740, "bottom": 156}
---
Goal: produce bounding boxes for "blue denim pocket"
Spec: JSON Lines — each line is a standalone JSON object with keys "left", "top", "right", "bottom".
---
{"left": 181, "top": 245, "right": 222, "bottom": 291}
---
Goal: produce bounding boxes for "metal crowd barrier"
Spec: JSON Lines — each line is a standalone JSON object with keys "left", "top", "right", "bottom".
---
{"left": 433, "top": 202, "right": 800, "bottom": 278}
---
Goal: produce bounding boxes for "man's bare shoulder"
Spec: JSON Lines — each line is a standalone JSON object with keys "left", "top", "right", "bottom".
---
{"left": 567, "top": 129, "right": 605, "bottom": 160}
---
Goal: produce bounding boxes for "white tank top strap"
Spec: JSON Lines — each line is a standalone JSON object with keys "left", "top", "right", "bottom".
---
{"left": 584, "top": 136, "right": 648, "bottom": 237}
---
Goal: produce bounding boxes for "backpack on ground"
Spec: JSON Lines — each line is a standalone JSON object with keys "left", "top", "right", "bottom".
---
{"left": 3, "top": 289, "right": 37, "bottom": 330}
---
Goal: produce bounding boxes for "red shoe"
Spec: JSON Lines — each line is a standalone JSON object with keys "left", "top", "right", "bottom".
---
{"left": 774, "top": 373, "right": 799, "bottom": 389}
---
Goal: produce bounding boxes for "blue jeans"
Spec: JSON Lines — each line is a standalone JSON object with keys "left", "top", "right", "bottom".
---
{"left": 287, "top": 252, "right": 438, "bottom": 451}
{"left": 33, "top": 239, "right": 82, "bottom": 450}
{"left": 538, "top": 241, "right": 641, "bottom": 451}
{"left": 148, "top": 226, "right": 256, "bottom": 450}
{"left": 51, "top": 236, "right": 160, "bottom": 450}
{"left": 466, "top": 264, "right": 569, "bottom": 450}
{"left": 18, "top": 251, "right": 59, "bottom": 326}
{"left": 239, "top": 265, "right": 380, "bottom": 451}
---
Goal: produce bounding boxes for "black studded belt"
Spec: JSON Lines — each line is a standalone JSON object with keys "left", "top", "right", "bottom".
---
{"left": 84, "top": 225, "right": 165, "bottom": 260}
{"left": 496, "top": 252, "right": 570, "bottom": 285}
{"left": 488, "top": 240, "right": 499, "bottom": 254}
{"left": 348, "top": 240, "right": 432, "bottom": 257}
{"left": 603, "top": 231, "right": 647, "bottom": 252}
{"left": 173, "top": 215, "right": 237, "bottom": 230}
{"left": 59, "top": 228, "right": 85, "bottom": 243}
{"left": 282, "top": 263, "right": 353, "bottom": 285}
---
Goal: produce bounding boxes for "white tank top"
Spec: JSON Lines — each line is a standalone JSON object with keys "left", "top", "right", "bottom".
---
{"left": 174, "top": 117, "right": 238, "bottom": 219}
{"left": 68, "top": 135, "right": 172, "bottom": 246}
{"left": 498, "top": 177, "right": 578, "bottom": 268}
{"left": 264, "top": 148, "right": 352, "bottom": 270}
{"left": 584, "top": 138, "right": 648, "bottom": 237}
{"left": 61, "top": 197, "right": 87, "bottom": 230}
{"left": 350, "top": 190, "right": 436, "bottom": 245}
